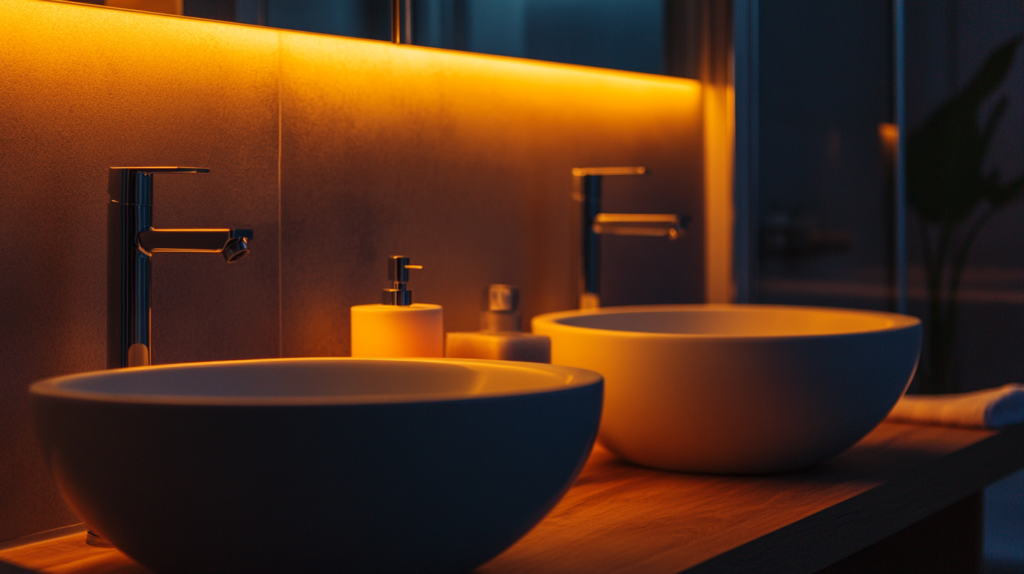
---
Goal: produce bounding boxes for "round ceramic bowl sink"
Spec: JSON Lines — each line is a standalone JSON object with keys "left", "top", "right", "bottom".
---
{"left": 532, "top": 304, "right": 921, "bottom": 474}
{"left": 30, "top": 358, "right": 603, "bottom": 574}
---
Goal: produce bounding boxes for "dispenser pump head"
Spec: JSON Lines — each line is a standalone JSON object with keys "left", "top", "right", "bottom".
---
{"left": 383, "top": 255, "right": 423, "bottom": 306}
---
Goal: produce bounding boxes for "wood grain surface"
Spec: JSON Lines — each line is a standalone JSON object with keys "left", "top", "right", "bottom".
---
{"left": 2, "top": 422, "right": 1022, "bottom": 574}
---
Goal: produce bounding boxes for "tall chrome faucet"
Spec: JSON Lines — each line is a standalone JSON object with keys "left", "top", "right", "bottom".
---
{"left": 573, "top": 167, "right": 688, "bottom": 310}
{"left": 108, "top": 167, "right": 253, "bottom": 369}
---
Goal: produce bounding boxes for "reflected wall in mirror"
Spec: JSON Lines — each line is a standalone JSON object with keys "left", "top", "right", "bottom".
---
{"left": 64, "top": 0, "right": 707, "bottom": 77}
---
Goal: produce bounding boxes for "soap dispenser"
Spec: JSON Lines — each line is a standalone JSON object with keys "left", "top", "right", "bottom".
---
{"left": 351, "top": 256, "right": 443, "bottom": 358}
{"left": 445, "top": 284, "right": 551, "bottom": 363}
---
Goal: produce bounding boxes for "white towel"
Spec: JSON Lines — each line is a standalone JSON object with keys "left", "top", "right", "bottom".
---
{"left": 885, "top": 383, "right": 1024, "bottom": 429}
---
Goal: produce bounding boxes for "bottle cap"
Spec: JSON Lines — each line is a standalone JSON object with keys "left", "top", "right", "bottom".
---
{"left": 488, "top": 284, "right": 519, "bottom": 312}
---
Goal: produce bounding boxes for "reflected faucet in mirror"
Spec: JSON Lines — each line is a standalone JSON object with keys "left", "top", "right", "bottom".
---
{"left": 572, "top": 167, "right": 688, "bottom": 310}
{"left": 108, "top": 167, "right": 253, "bottom": 370}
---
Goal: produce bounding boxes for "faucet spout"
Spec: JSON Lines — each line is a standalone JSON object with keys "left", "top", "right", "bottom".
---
{"left": 592, "top": 213, "right": 688, "bottom": 239}
{"left": 138, "top": 228, "right": 253, "bottom": 261}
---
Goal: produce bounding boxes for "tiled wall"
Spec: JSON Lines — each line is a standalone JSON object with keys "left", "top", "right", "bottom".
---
{"left": 0, "top": 0, "right": 705, "bottom": 541}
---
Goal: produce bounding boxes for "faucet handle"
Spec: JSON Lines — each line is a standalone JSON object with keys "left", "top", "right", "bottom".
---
{"left": 571, "top": 166, "right": 646, "bottom": 201}
{"left": 108, "top": 167, "right": 210, "bottom": 204}
{"left": 571, "top": 167, "right": 646, "bottom": 177}
{"left": 110, "top": 167, "right": 210, "bottom": 173}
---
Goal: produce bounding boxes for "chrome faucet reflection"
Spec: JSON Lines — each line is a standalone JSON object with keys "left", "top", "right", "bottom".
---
{"left": 108, "top": 167, "right": 253, "bottom": 370}
{"left": 572, "top": 167, "right": 689, "bottom": 310}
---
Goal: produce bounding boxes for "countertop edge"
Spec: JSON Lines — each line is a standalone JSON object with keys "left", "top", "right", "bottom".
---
{"left": 686, "top": 423, "right": 1024, "bottom": 574}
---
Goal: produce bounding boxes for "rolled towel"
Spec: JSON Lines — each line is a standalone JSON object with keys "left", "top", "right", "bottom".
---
{"left": 885, "top": 383, "right": 1024, "bottom": 429}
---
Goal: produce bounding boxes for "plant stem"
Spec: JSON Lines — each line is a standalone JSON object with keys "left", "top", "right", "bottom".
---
{"left": 940, "top": 206, "right": 995, "bottom": 391}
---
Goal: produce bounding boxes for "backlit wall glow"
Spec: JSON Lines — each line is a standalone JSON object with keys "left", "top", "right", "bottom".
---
{"left": 0, "top": 0, "right": 705, "bottom": 542}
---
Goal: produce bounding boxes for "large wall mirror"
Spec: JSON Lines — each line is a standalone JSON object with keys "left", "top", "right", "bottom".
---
{"left": 67, "top": 0, "right": 711, "bottom": 78}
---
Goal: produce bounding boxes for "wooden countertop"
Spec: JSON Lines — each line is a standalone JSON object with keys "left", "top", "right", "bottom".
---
{"left": 3, "top": 422, "right": 1023, "bottom": 574}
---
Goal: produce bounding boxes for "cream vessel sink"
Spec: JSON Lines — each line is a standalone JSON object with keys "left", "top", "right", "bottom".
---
{"left": 532, "top": 304, "right": 921, "bottom": 474}
{"left": 30, "top": 358, "right": 603, "bottom": 573}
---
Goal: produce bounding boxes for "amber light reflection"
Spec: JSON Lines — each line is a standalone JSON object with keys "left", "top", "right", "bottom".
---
{"left": 704, "top": 84, "right": 735, "bottom": 303}
{"left": 878, "top": 121, "right": 900, "bottom": 148}
{"left": 277, "top": 29, "right": 703, "bottom": 142}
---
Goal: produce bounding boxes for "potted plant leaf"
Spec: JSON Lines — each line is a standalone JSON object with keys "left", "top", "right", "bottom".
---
{"left": 907, "top": 35, "right": 1023, "bottom": 394}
